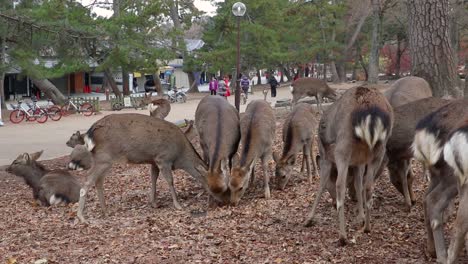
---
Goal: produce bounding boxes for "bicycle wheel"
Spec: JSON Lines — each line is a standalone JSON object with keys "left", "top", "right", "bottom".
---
{"left": 176, "top": 94, "right": 187, "bottom": 103}
{"left": 48, "top": 106, "right": 62, "bottom": 121}
{"left": 9, "top": 109, "right": 25, "bottom": 123}
{"left": 80, "top": 103, "right": 94, "bottom": 116}
{"left": 36, "top": 109, "right": 48, "bottom": 123}
{"left": 61, "top": 104, "right": 76, "bottom": 116}
{"left": 26, "top": 109, "right": 37, "bottom": 121}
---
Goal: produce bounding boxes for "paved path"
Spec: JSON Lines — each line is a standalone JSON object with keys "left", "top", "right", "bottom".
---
{"left": 0, "top": 86, "right": 295, "bottom": 165}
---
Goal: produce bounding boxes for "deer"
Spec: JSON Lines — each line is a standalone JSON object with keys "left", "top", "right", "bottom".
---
{"left": 229, "top": 100, "right": 276, "bottom": 205}
{"left": 377, "top": 97, "right": 450, "bottom": 212}
{"left": 273, "top": 103, "right": 318, "bottom": 190}
{"left": 77, "top": 113, "right": 210, "bottom": 223}
{"left": 412, "top": 99, "right": 468, "bottom": 264}
{"left": 304, "top": 86, "right": 393, "bottom": 246}
{"left": 5, "top": 150, "right": 81, "bottom": 206}
{"left": 148, "top": 98, "right": 171, "bottom": 120}
{"left": 68, "top": 144, "right": 93, "bottom": 171}
{"left": 383, "top": 76, "right": 432, "bottom": 108}
{"left": 182, "top": 119, "right": 197, "bottom": 142}
{"left": 290, "top": 77, "right": 337, "bottom": 112}
{"left": 66, "top": 131, "right": 85, "bottom": 148}
{"left": 194, "top": 96, "right": 241, "bottom": 203}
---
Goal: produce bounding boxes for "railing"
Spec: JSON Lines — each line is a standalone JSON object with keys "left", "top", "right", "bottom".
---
{"left": 71, "top": 97, "right": 100, "bottom": 112}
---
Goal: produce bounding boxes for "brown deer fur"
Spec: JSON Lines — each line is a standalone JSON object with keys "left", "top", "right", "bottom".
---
{"left": 383, "top": 76, "right": 432, "bottom": 108}
{"left": 290, "top": 77, "right": 337, "bottom": 112}
{"left": 273, "top": 103, "right": 318, "bottom": 190}
{"left": 77, "top": 113, "right": 209, "bottom": 222}
{"left": 412, "top": 99, "right": 468, "bottom": 263}
{"left": 304, "top": 86, "right": 393, "bottom": 245}
{"left": 195, "top": 96, "right": 240, "bottom": 202}
{"left": 148, "top": 98, "right": 171, "bottom": 120}
{"left": 66, "top": 131, "right": 85, "bottom": 148}
{"left": 6, "top": 151, "right": 81, "bottom": 205}
{"left": 68, "top": 145, "right": 93, "bottom": 171}
{"left": 229, "top": 100, "right": 276, "bottom": 205}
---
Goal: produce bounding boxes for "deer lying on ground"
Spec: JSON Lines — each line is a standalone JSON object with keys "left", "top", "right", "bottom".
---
{"left": 273, "top": 103, "right": 318, "bottom": 190}
{"left": 66, "top": 131, "right": 85, "bottom": 148}
{"left": 5, "top": 150, "right": 81, "bottom": 205}
{"left": 230, "top": 100, "right": 276, "bottom": 205}
{"left": 383, "top": 76, "right": 432, "bottom": 108}
{"left": 377, "top": 97, "right": 450, "bottom": 212}
{"left": 412, "top": 99, "right": 468, "bottom": 264}
{"left": 290, "top": 77, "right": 337, "bottom": 112}
{"left": 149, "top": 98, "right": 171, "bottom": 119}
{"left": 68, "top": 145, "right": 93, "bottom": 171}
{"left": 304, "top": 86, "right": 393, "bottom": 245}
{"left": 443, "top": 118, "right": 468, "bottom": 264}
{"left": 195, "top": 96, "right": 240, "bottom": 203}
{"left": 77, "top": 113, "right": 210, "bottom": 223}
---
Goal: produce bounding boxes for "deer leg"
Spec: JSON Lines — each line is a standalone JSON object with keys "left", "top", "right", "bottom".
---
{"left": 304, "top": 158, "right": 333, "bottom": 227}
{"left": 261, "top": 155, "right": 271, "bottom": 199}
{"left": 447, "top": 185, "right": 468, "bottom": 264}
{"left": 150, "top": 164, "right": 160, "bottom": 206}
{"left": 400, "top": 159, "right": 413, "bottom": 212}
{"left": 425, "top": 178, "right": 458, "bottom": 263}
{"left": 304, "top": 143, "right": 313, "bottom": 184}
{"left": 77, "top": 161, "right": 111, "bottom": 223}
{"left": 300, "top": 153, "right": 306, "bottom": 173}
{"left": 363, "top": 153, "right": 383, "bottom": 233}
{"left": 95, "top": 175, "right": 107, "bottom": 216}
{"left": 310, "top": 140, "right": 318, "bottom": 178}
{"left": 160, "top": 165, "right": 182, "bottom": 210}
{"left": 407, "top": 168, "right": 416, "bottom": 205}
{"left": 336, "top": 157, "right": 350, "bottom": 245}
{"left": 353, "top": 166, "right": 365, "bottom": 227}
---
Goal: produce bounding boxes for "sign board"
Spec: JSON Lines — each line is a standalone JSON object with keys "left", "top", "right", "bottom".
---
{"left": 123, "top": 97, "right": 132, "bottom": 107}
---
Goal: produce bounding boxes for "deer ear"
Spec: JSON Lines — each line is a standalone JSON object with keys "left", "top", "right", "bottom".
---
{"left": 29, "top": 150, "right": 43, "bottom": 161}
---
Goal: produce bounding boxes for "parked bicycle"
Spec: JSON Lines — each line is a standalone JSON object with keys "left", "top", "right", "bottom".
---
{"left": 61, "top": 97, "right": 94, "bottom": 116}
{"left": 163, "top": 86, "right": 187, "bottom": 103}
{"left": 34, "top": 98, "right": 62, "bottom": 121}
{"left": 9, "top": 99, "right": 48, "bottom": 124}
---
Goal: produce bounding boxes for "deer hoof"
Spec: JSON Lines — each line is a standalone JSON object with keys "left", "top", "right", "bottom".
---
{"left": 174, "top": 203, "right": 183, "bottom": 210}
{"left": 337, "top": 237, "right": 347, "bottom": 247}
{"left": 304, "top": 218, "right": 315, "bottom": 227}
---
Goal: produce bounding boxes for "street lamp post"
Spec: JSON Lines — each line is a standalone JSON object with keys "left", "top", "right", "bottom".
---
{"left": 232, "top": 2, "right": 246, "bottom": 112}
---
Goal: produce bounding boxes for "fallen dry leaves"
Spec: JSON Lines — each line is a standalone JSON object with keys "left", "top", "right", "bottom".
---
{"left": 0, "top": 109, "right": 466, "bottom": 263}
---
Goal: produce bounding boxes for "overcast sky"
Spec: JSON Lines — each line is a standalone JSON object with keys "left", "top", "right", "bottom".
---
{"left": 80, "top": 0, "right": 219, "bottom": 18}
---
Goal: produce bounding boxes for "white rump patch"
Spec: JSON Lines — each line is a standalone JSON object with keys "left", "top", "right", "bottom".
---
{"left": 49, "top": 194, "right": 63, "bottom": 205}
{"left": 148, "top": 103, "right": 157, "bottom": 113}
{"left": 444, "top": 132, "right": 468, "bottom": 186}
{"left": 412, "top": 130, "right": 442, "bottom": 166}
{"left": 84, "top": 135, "right": 95, "bottom": 152}
{"left": 355, "top": 115, "right": 388, "bottom": 149}
{"left": 68, "top": 162, "right": 83, "bottom": 171}
{"left": 289, "top": 85, "right": 294, "bottom": 92}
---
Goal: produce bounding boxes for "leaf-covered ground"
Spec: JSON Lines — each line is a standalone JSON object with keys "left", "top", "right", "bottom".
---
{"left": 0, "top": 109, "right": 465, "bottom": 264}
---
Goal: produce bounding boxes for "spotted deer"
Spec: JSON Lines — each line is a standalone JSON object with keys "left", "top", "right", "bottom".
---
{"left": 273, "top": 103, "right": 318, "bottom": 190}
{"left": 412, "top": 99, "right": 468, "bottom": 264}
{"left": 290, "top": 77, "right": 337, "bottom": 112}
{"left": 304, "top": 86, "right": 393, "bottom": 246}
{"left": 229, "top": 100, "right": 276, "bottom": 205}
{"left": 5, "top": 150, "right": 81, "bottom": 205}
{"left": 77, "top": 113, "right": 209, "bottom": 223}
{"left": 195, "top": 96, "right": 240, "bottom": 203}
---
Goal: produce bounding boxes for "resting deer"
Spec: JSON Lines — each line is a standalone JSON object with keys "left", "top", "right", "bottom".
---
{"left": 195, "top": 96, "right": 240, "bottom": 203}
{"left": 412, "top": 99, "right": 468, "bottom": 263}
{"left": 290, "top": 77, "right": 337, "bottom": 112}
{"left": 5, "top": 150, "right": 81, "bottom": 205}
{"left": 229, "top": 100, "right": 276, "bottom": 205}
{"left": 68, "top": 145, "right": 93, "bottom": 171}
{"left": 378, "top": 97, "right": 449, "bottom": 212}
{"left": 304, "top": 86, "right": 393, "bottom": 245}
{"left": 77, "top": 113, "right": 209, "bottom": 223}
{"left": 66, "top": 131, "right": 85, "bottom": 148}
{"left": 383, "top": 76, "right": 432, "bottom": 108}
{"left": 273, "top": 103, "right": 318, "bottom": 190}
{"left": 149, "top": 98, "right": 171, "bottom": 120}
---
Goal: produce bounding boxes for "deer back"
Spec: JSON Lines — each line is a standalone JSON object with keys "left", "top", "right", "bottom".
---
{"left": 39, "top": 171, "right": 81, "bottom": 204}
{"left": 280, "top": 103, "right": 316, "bottom": 159}
{"left": 291, "top": 77, "right": 337, "bottom": 102}
{"left": 384, "top": 76, "right": 432, "bottom": 108}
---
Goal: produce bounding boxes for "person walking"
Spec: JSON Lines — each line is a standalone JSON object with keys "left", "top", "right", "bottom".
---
{"left": 209, "top": 76, "right": 218, "bottom": 95}
{"left": 224, "top": 76, "right": 231, "bottom": 97}
{"left": 240, "top": 75, "right": 250, "bottom": 99}
{"left": 217, "top": 77, "right": 227, "bottom": 99}
{"left": 268, "top": 74, "right": 279, "bottom": 98}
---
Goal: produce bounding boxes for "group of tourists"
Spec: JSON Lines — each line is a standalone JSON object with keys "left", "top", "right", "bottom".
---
{"left": 208, "top": 73, "right": 280, "bottom": 99}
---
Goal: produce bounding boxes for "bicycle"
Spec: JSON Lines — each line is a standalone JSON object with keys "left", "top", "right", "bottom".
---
{"left": 61, "top": 97, "right": 94, "bottom": 117}
{"left": 9, "top": 99, "right": 48, "bottom": 124}
{"left": 36, "top": 99, "right": 62, "bottom": 121}
{"left": 163, "top": 86, "right": 187, "bottom": 103}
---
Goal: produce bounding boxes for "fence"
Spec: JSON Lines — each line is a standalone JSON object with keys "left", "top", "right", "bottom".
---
{"left": 70, "top": 97, "right": 100, "bottom": 112}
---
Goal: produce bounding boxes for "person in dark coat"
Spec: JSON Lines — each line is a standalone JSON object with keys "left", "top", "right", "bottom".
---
{"left": 268, "top": 74, "right": 279, "bottom": 98}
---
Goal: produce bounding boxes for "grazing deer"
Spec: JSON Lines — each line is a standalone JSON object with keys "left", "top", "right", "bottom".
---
{"left": 304, "top": 86, "right": 393, "bottom": 245}
{"left": 273, "top": 103, "right": 318, "bottom": 190}
{"left": 182, "top": 119, "right": 197, "bottom": 142}
{"left": 412, "top": 99, "right": 468, "bottom": 263}
{"left": 68, "top": 144, "right": 93, "bottom": 171}
{"left": 77, "top": 113, "right": 209, "bottom": 223}
{"left": 383, "top": 76, "right": 432, "bottom": 108}
{"left": 5, "top": 151, "right": 81, "bottom": 205}
{"left": 443, "top": 119, "right": 468, "bottom": 264}
{"left": 229, "top": 100, "right": 276, "bottom": 205}
{"left": 66, "top": 131, "right": 85, "bottom": 148}
{"left": 378, "top": 97, "right": 450, "bottom": 212}
{"left": 149, "top": 98, "right": 171, "bottom": 120}
{"left": 195, "top": 96, "right": 240, "bottom": 203}
{"left": 290, "top": 77, "right": 337, "bottom": 112}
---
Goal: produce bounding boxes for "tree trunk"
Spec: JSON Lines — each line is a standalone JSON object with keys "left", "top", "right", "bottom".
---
{"left": 465, "top": 58, "right": 468, "bottom": 98}
{"left": 187, "top": 71, "right": 200, "bottom": 93}
{"left": 104, "top": 69, "right": 122, "bottom": 97}
{"left": 122, "top": 69, "right": 130, "bottom": 96}
{"left": 330, "top": 61, "right": 340, "bottom": 83}
{"left": 280, "top": 68, "right": 285, "bottom": 83}
{"left": 282, "top": 67, "right": 292, "bottom": 82}
{"left": 256, "top": 69, "right": 261, "bottom": 85}
{"left": 359, "top": 53, "right": 369, "bottom": 81}
{"left": 368, "top": 0, "right": 381, "bottom": 84}
{"left": 0, "top": 36, "right": 5, "bottom": 109}
{"left": 31, "top": 79, "right": 67, "bottom": 105}
{"left": 395, "top": 38, "right": 403, "bottom": 78}
{"left": 152, "top": 74, "right": 163, "bottom": 96}
{"left": 337, "top": 62, "right": 346, "bottom": 82}
{"left": 407, "top": 0, "right": 461, "bottom": 97}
